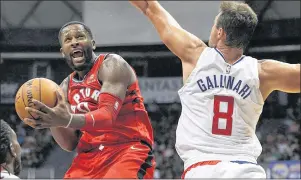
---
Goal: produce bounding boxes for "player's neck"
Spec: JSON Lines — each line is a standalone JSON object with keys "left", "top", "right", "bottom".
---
{"left": 215, "top": 46, "right": 244, "bottom": 65}
{"left": 76, "top": 53, "right": 98, "bottom": 79}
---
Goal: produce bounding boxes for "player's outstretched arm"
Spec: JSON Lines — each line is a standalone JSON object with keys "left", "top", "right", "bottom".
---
{"left": 50, "top": 78, "right": 80, "bottom": 152}
{"left": 130, "top": 0, "right": 207, "bottom": 64}
{"left": 259, "top": 60, "right": 300, "bottom": 100}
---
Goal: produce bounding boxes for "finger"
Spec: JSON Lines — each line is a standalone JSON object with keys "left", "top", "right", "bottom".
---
{"left": 35, "top": 124, "right": 52, "bottom": 129}
{"left": 23, "top": 119, "right": 36, "bottom": 128}
{"left": 25, "top": 107, "right": 47, "bottom": 118}
{"left": 24, "top": 118, "right": 51, "bottom": 129}
{"left": 23, "top": 118, "right": 39, "bottom": 128}
{"left": 32, "top": 99, "right": 52, "bottom": 114}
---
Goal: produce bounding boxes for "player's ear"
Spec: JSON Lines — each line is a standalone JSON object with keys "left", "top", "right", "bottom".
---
{"left": 92, "top": 40, "right": 96, "bottom": 50}
{"left": 9, "top": 143, "right": 17, "bottom": 158}
{"left": 60, "top": 48, "right": 65, "bottom": 58}
{"left": 217, "top": 28, "right": 225, "bottom": 40}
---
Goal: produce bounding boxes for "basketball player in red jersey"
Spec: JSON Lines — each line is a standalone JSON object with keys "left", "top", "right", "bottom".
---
{"left": 23, "top": 21, "right": 155, "bottom": 179}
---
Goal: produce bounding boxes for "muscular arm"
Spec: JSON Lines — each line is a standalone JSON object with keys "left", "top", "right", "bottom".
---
{"left": 67, "top": 54, "right": 132, "bottom": 129}
{"left": 97, "top": 54, "right": 132, "bottom": 99}
{"left": 259, "top": 60, "right": 300, "bottom": 100}
{"left": 131, "top": 1, "right": 207, "bottom": 64}
{"left": 50, "top": 78, "right": 80, "bottom": 152}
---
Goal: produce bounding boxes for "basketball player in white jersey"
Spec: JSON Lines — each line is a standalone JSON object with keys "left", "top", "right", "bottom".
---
{"left": 130, "top": 1, "right": 300, "bottom": 178}
{"left": 0, "top": 120, "right": 21, "bottom": 179}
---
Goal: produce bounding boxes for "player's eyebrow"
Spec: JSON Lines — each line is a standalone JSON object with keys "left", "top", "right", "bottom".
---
{"left": 62, "top": 30, "right": 86, "bottom": 40}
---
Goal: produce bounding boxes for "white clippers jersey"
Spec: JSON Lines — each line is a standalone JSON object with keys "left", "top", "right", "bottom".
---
{"left": 176, "top": 47, "right": 264, "bottom": 169}
{"left": 0, "top": 170, "right": 19, "bottom": 179}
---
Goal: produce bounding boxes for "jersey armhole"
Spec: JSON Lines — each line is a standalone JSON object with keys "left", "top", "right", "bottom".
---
{"left": 253, "top": 59, "right": 264, "bottom": 104}
{"left": 178, "top": 47, "right": 210, "bottom": 94}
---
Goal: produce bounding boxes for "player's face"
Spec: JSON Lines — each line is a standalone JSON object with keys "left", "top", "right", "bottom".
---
{"left": 9, "top": 128, "right": 22, "bottom": 175}
{"left": 60, "top": 24, "right": 96, "bottom": 71}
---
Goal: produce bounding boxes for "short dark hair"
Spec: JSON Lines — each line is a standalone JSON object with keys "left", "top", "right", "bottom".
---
{"left": 0, "top": 120, "right": 12, "bottom": 164}
{"left": 58, "top": 21, "right": 93, "bottom": 45}
{"left": 216, "top": 1, "right": 258, "bottom": 49}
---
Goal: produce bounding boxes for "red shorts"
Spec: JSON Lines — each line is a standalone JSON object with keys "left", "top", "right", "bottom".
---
{"left": 64, "top": 141, "right": 155, "bottom": 179}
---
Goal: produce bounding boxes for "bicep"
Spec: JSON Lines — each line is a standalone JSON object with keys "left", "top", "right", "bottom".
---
{"left": 98, "top": 54, "right": 131, "bottom": 100}
{"left": 276, "top": 63, "right": 300, "bottom": 93}
{"left": 261, "top": 60, "right": 300, "bottom": 93}
{"left": 164, "top": 26, "right": 207, "bottom": 63}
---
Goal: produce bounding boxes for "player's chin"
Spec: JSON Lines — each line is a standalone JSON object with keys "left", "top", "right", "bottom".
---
{"left": 72, "top": 56, "right": 85, "bottom": 64}
{"left": 73, "top": 63, "right": 88, "bottom": 71}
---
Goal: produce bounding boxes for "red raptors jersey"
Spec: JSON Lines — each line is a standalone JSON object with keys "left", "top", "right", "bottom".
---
{"left": 67, "top": 54, "right": 154, "bottom": 152}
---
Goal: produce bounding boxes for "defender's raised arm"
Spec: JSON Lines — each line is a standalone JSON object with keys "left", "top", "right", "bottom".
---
{"left": 130, "top": 1, "right": 207, "bottom": 64}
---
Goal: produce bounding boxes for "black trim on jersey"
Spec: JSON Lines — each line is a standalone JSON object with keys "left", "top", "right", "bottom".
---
{"left": 103, "top": 53, "right": 110, "bottom": 60}
{"left": 140, "top": 140, "right": 152, "bottom": 151}
{"left": 137, "top": 141, "right": 154, "bottom": 179}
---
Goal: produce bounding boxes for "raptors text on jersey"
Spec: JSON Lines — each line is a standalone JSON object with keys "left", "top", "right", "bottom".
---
{"left": 70, "top": 87, "right": 100, "bottom": 113}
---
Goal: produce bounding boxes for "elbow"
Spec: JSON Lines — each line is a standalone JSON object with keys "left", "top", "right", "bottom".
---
{"left": 62, "top": 146, "right": 76, "bottom": 152}
{"left": 61, "top": 146, "right": 75, "bottom": 152}
{"left": 53, "top": 136, "right": 79, "bottom": 152}
{"left": 58, "top": 141, "right": 78, "bottom": 152}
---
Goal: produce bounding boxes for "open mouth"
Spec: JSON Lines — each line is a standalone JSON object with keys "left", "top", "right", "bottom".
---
{"left": 72, "top": 50, "right": 84, "bottom": 58}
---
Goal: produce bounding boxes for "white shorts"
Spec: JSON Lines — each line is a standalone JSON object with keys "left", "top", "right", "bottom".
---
{"left": 183, "top": 161, "right": 266, "bottom": 178}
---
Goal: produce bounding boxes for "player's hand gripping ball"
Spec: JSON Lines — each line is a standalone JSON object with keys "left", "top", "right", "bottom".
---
{"left": 15, "top": 78, "right": 68, "bottom": 128}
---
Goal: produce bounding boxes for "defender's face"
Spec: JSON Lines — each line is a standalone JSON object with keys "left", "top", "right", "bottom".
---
{"left": 60, "top": 24, "right": 96, "bottom": 71}
{"left": 208, "top": 15, "right": 219, "bottom": 48}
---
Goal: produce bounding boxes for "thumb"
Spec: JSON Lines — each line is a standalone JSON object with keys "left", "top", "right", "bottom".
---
{"left": 56, "top": 89, "right": 65, "bottom": 105}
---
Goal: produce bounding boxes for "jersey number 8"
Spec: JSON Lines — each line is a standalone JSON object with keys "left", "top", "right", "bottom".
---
{"left": 212, "top": 95, "right": 234, "bottom": 136}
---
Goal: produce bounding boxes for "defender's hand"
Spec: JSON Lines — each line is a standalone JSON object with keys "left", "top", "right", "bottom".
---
{"left": 24, "top": 90, "right": 72, "bottom": 129}
{"left": 129, "top": 0, "right": 149, "bottom": 14}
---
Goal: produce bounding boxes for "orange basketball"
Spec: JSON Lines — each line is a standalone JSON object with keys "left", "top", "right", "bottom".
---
{"left": 15, "top": 78, "right": 61, "bottom": 123}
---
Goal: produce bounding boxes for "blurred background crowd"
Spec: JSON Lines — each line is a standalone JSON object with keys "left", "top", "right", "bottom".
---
{"left": 0, "top": 1, "right": 300, "bottom": 179}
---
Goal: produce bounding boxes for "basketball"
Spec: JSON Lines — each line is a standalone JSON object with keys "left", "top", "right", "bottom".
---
{"left": 15, "top": 78, "right": 61, "bottom": 122}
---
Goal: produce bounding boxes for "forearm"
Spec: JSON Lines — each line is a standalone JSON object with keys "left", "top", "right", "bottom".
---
{"left": 145, "top": 2, "right": 181, "bottom": 41}
{"left": 50, "top": 127, "right": 79, "bottom": 152}
{"left": 68, "top": 93, "right": 122, "bottom": 130}
{"left": 144, "top": 2, "right": 205, "bottom": 62}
